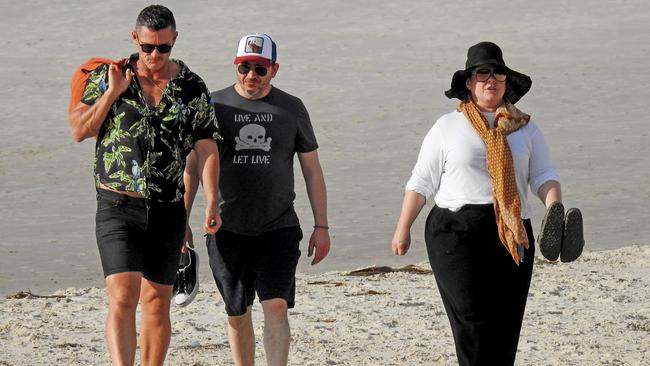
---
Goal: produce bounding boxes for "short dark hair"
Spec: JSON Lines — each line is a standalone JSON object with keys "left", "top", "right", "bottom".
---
{"left": 135, "top": 5, "right": 176, "bottom": 31}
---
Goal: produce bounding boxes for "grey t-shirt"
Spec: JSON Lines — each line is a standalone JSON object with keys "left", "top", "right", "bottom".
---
{"left": 211, "top": 86, "right": 318, "bottom": 235}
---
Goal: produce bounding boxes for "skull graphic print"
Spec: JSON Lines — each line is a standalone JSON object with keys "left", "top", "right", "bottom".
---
{"left": 235, "top": 124, "right": 272, "bottom": 151}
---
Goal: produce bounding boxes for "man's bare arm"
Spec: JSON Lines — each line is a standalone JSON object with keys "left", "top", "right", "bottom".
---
{"left": 298, "top": 150, "right": 330, "bottom": 265}
{"left": 68, "top": 65, "right": 132, "bottom": 142}
{"left": 193, "top": 139, "right": 221, "bottom": 234}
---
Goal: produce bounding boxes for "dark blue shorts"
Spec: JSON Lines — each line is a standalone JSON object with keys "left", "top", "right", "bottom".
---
{"left": 95, "top": 189, "right": 186, "bottom": 285}
{"left": 206, "top": 227, "right": 302, "bottom": 316}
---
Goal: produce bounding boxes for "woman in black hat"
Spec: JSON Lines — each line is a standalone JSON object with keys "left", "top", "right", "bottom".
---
{"left": 392, "top": 41, "right": 582, "bottom": 365}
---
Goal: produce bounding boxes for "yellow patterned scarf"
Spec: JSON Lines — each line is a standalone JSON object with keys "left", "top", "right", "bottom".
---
{"left": 458, "top": 99, "right": 530, "bottom": 264}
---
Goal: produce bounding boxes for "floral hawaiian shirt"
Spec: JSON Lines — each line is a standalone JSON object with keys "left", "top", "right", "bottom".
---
{"left": 81, "top": 54, "right": 221, "bottom": 203}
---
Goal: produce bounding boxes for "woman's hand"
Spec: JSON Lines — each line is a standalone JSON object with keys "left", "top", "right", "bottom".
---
{"left": 392, "top": 228, "right": 411, "bottom": 256}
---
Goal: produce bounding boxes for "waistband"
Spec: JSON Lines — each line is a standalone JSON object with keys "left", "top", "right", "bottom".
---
{"left": 435, "top": 204, "right": 531, "bottom": 223}
{"left": 96, "top": 188, "right": 184, "bottom": 207}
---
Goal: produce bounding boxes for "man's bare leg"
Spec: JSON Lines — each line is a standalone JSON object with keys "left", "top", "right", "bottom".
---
{"left": 139, "top": 278, "right": 174, "bottom": 366}
{"left": 105, "top": 272, "right": 142, "bottom": 366}
{"left": 261, "top": 299, "right": 290, "bottom": 366}
{"left": 227, "top": 306, "right": 255, "bottom": 366}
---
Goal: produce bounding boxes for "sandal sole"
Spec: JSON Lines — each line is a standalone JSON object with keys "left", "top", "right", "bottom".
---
{"left": 561, "top": 208, "right": 584, "bottom": 262}
{"left": 538, "top": 201, "right": 564, "bottom": 261}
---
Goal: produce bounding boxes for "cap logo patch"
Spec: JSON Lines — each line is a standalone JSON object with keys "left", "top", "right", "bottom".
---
{"left": 245, "top": 36, "right": 264, "bottom": 54}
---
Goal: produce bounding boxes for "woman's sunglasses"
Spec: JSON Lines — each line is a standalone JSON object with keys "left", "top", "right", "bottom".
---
{"left": 473, "top": 67, "right": 507, "bottom": 82}
{"left": 139, "top": 42, "right": 173, "bottom": 54}
{"left": 237, "top": 63, "right": 269, "bottom": 77}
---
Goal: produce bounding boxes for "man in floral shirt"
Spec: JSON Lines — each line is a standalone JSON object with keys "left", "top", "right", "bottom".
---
{"left": 67, "top": 5, "right": 220, "bottom": 365}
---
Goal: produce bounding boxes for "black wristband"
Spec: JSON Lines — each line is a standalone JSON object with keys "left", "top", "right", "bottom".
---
{"left": 313, "top": 225, "right": 329, "bottom": 230}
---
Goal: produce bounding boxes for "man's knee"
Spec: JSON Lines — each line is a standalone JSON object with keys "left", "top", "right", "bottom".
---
{"left": 140, "top": 282, "right": 173, "bottom": 316}
{"left": 109, "top": 296, "right": 139, "bottom": 313}
{"left": 106, "top": 274, "right": 140, "bottom": 311}
{"left": 228, "top": 307, "right": 253, "bottom": 328}
{"left": 261, "top": 298, "right": 288, "bottom": 318}
{"left": 141, "top": 296, "right": 172, "bottom": 318}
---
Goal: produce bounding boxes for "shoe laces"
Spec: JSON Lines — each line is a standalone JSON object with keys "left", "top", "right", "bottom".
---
{"left": 178, "top": 268, "right": 189, "bottom": 293}
{"left": 175, "top": 251, "right": 193, "bottom": 294}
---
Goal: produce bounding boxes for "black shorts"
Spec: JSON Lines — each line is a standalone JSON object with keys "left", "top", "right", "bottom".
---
{"left": 206, "top": 227, "right": 302, "bottom": 316}
{"left": 95, "top": 189, "right": 186, "bottom": 285}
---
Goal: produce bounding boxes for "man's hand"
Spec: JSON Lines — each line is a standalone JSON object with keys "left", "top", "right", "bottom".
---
{"left": 203, "top": 207, "right": 221, "bottom": 235}
{"left": 107, "top": 63, "right": 132, "bottom": 97}
{"left": 308, "top": 228, "right": 330, "bottom": 265}
{"left": 181, "top": 225, "right": 194, "bottom": 254}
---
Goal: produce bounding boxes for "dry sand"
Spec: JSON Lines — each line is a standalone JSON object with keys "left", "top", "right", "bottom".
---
{"left": 1, "top": 246, "right": 649, "bottom": 365}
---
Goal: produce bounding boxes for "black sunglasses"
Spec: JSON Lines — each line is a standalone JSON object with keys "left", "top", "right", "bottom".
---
{"left": 472, "top": 67, "right": 507, "bottom": 82}
{"left": 237, "top": 63, "right": 269, "bottom": 77}
{"left": 138, "top": 42, "right": 173, "bottom": 54}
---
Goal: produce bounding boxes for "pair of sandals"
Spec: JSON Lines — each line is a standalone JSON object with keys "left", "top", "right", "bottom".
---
{"left": 538, "top": 202, "right": 584, "bottom": 262}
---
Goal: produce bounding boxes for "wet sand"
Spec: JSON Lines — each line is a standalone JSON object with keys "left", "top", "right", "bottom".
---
{"left": 0, "top": 0, "right": 649, "bottom": 308}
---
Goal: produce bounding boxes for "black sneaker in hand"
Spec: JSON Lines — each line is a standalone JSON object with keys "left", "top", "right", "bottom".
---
{"left": 172, "top": 246, "right": 199, "bottom": 307}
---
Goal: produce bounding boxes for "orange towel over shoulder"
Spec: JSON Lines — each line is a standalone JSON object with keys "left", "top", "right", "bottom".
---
{"left": 68, "top": 58, "right": 129, "bottom": 112}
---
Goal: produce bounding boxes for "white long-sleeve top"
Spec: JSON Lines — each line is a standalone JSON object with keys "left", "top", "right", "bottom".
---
{"left": 405, "top": 109, "right": 559, "bottom": 219}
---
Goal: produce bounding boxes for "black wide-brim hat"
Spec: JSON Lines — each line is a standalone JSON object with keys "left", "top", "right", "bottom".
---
{"left": 444, "top": 41, "right": 532, "bottom": 104}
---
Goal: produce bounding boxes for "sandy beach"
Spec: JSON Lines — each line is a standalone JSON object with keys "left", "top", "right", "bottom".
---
{"left": 1, "top": 0, "right": 649, "bottom": 364}
{"left": 1, "top": 246, "right": 649, "bottom": 365}
{"left": 1, "top": 0, "right": 650, "bottom": 295}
